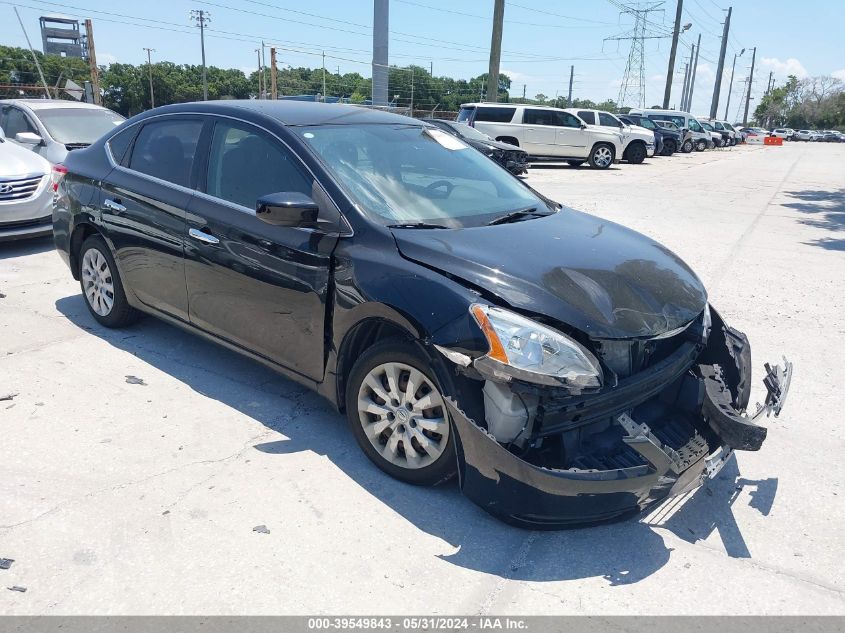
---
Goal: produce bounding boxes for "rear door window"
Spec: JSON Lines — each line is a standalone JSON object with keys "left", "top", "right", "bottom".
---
{"left": 128, "top": 118, "right": 203, "bottom": 188}
{"left": 474, "top": 107, "right": 516, "bottom": 123}
{"left": 577, "top": 110, "right": 596, "bottom": 125}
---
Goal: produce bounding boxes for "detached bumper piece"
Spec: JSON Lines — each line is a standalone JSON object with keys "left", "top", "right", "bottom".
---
{"left": 448, "top": 314, "right": 792, "bottom": 529}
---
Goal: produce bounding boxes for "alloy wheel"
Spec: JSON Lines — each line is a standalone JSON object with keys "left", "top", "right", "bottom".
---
{"left": 356, "top": 362, "right": 449, "bottom": 470}
{"left": 593, "top": 146, "right": 613, "bottom": 168}
{"left": 81, "top": 248, "right": 115, "bottom": 316}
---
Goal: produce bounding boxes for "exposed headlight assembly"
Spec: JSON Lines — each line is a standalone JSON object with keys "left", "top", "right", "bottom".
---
{"left": 470, "top": 304, "right": 603, "bottom": 390}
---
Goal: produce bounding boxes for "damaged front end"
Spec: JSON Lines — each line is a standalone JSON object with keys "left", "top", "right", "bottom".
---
{"left": 438, "top": 306, "right": 792, "bottom": 529}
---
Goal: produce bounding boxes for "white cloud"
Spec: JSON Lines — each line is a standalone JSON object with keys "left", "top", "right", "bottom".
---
{"left": 98, "top": 52, "right": 118, "bottom": 65}
{"left": 760, "top": 57, "right": 808, "bottom": 79}
{"left": 832, "top": 68, "right": 845, "bottom": 81}
{"left": 500, "top": 68, "right": 526, "bottom": 82}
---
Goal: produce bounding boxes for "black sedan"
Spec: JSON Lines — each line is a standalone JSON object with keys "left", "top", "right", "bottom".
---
{"left": 619, "top": 113, "right": 681, "bottom": 156}
{"left": 422, "top": 118, "right": 529, "bottom": 175}
{"left": 52, "top": 101, "right": 791, "bottom": 528}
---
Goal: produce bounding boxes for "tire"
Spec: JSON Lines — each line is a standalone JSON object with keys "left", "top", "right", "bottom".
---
{"left": 588, "top": 143, "right": 615, "bottom": 169}
{"left": 625, "top": 141, "right": 647, "bottom": 164}
{"left": 681, "top": 139, "right": 694, "bottom": 153}
{"left": 566, "top": 160, "right": 584, "bottom": 167}
{"left": 346, "top": 340, "right": 456, "bottom": 486}
{"left": 78, "top": 235, "right": 140, "bottom": 328}
{"left": 695, "top": 139, "right": 707, "bottom": 151}
{"left": 661, "top": 139, "right": 677, "bottom": 155}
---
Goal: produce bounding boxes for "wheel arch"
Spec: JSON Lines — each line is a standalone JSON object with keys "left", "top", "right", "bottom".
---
{"left": 69, "top": 221, "right": 104, "bottom": 280}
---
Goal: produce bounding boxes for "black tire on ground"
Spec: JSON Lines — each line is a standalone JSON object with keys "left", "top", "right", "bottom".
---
{"left": 588, "top": 143, "right": 615, "bottom": 169}
{"left": 78, "top": 235, "right": 140, "bottom": 328}
{"left": 625, "top": 141, "right": 647, "bottom": 164}
{"left": 345, "top": 340, "right": 457, "bottom": 486}
{"left": 681, "top": 139, "right": 694, "bottom": 153}
{"left": 661, "top": 139, "right": 677, "bottom": 155}
{"left": 566, "top": 160, "right": 585, "bottom": 167}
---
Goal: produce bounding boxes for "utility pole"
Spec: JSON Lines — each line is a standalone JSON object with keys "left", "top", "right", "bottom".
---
{"left": 486, "top": 0, "right": 505, "bottom": 103}
{"left": 766, "top": 70, "right": 773, "bottom": 95}
{"left": 663, "top": 0, "right": 683, "bottom": 108}
{"left": 372, "top": 0, "right": 389, "bottom": 106}
{"left": 430, "top": 61, "right": 433, "bottom": 76}
{"left": 680, "top": 62, "right": 690, "bottom": 110}
{"left": 723, "top": 48, "right": 743, "bottom": 120}
{"left": 686, "top": 33, "right": 701, "bottom": 112}
{"left": 255, "top": 49, "right": 262, "bottom": 98}
{"left": 84, "top": 19, "right": 102, "bottom": 105}
{"left": 522, "top": 84, "right": 526, "bottom": 100}
{"left": 681, "top": 41, "right": 695, "bottom": 111}
{"left": 709, "top": 6, "right": 731, "bottom": 118}
{"left": 270, "top": 47, "right": 277, "bottom": 100}
{"left": 410, "top": 67, "right": 415, "bottom": 115}
{"left": 191, "top": 9, "right": 210, "bottom": 100}
{"left": 143, "top": 47, "right": 156, "bottom": 108}
{"left": 322, "top": 51, "right": 327, "bottom": 100}
{"left": 567, "top": 65, "right": 574, "bottom": 107}
{"left": 743, "top": 46, "right": 756, "bottom": 125}
{"left": 13, "top": 7, "right": 50, "bottom": 98}
{"left": 261, "top": 41, "right": 267, "bottom": 100}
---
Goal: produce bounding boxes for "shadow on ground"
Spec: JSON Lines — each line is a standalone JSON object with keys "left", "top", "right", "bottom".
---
{"left": 782, "top": 188, "right": 845, "bottom": 251}
{"left": 0, "top": 235, "right": 54, "bottom": 260}
{"left": 54, "top": 294, "right": 775, "bottom": 584}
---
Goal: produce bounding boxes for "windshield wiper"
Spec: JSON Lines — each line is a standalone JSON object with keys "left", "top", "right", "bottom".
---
{"left": 487, "top": 207, "right": 551, "bottom": 226}
{"left": 387, "top": 222, "right": 451, "bottom": 229}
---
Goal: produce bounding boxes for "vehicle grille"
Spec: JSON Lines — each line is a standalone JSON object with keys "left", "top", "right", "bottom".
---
{"left": 0, "top": 176, "right": 43, "bottom": 202}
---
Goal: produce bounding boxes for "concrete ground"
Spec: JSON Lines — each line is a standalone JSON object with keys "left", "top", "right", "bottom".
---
{"left": 1, "top": 142, "right": 843, "bottom": 615}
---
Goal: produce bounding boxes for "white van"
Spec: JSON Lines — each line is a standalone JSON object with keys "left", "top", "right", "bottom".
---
{"left": 627, "top": 108, "right": 711, "bottom": 152}
{"left": 457, "top": 103, "right": 624, "bottom": 169}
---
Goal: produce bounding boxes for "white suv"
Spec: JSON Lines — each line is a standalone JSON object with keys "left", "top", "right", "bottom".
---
{"left": 457, "top": 103, "right": 624, "bottom": 169}
{"left": 569, "top": 108, "right": 655, "bottom": 164}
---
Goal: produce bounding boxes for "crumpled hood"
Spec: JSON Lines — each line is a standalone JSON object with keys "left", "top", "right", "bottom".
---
{"left": 392, "top": 209, "right": 707, "bottom": 339}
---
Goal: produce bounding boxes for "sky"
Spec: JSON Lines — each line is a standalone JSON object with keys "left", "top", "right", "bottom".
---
{"left": 2, "top": 0, "right": 845, "bottom": 119}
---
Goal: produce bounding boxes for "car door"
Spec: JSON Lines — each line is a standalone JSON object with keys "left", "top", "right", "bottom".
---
{"left": 100, "top": 115, "right": 204, "bottom": 321}
{"left": 522, "top": 109, "right": 562, "bottom": 155}
{"left": 552, "top": 110, "right": 589, "bottom": 156}
{"left": 184, "top": 117, "right": 340, "bottom": 381}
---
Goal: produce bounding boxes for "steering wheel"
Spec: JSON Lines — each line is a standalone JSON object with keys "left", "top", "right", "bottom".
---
{"left": 424, "top": 180, "right": 454, "bottom": 198}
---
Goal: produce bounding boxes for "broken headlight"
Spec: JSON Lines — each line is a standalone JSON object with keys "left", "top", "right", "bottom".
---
{"left": 470, "top": 304, "right": 603, "bottom": 389}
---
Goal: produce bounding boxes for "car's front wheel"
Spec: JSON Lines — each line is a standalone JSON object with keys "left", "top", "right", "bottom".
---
{"left": 695, "top": 139, "right": 707, "bottom": 151}
{"left": 625, "top": 141, "right": 647, "bottom": 164}
{"left": 588, "top": 143, "right": 615, "bottom": 169}
{"left": 79, "top": 235, "right": 140, "bottom": 327}
{"left": 346, "top": 341, "right": 455, "bottom": 486}
{"left": 681, "top": 139, "right": 694, "bottom": 153}
{"left": 661, "top": 139, "right": 677, "bottom": 155}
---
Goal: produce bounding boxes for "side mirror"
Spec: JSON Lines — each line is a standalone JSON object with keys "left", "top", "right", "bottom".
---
{"left": 15, "top": 132, "right": 43, "bottom": 145}
{"left": 256, "top": 191, "right": 320, "bottom": 228}
{"left": 580, "top": 123, "right": 587, "bottom": 130}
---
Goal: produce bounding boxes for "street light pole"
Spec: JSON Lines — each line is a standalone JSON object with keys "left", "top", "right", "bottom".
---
{"left": 724, "top": 48, "right": 744, "bottom": 120}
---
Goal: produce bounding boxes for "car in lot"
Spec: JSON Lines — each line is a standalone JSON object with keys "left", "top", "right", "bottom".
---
{"left": 654, "top": 119, "right": 694, "bottom": 153}
{"left": 568, "top": 108, "right": 655, "bottom": 163}
{"left": 794, "top": 129, "right": 813, "bottom": 141}
{"left": 52, "top": 100, "right": 792, "bottom": 528}
{"left": 618, "top": 113, "right": 681, "bottom": 155}
{"left": 699, "top": 117, "right": 737, "bottom": 146}
{"left": 627, "top": 108, "right": 711, "bottom": 152}
{"left": 770, "top": 128, "right": 795, "bottom": 140}
{"left": 821, "top": 130, "right": 844, "bottom": 142}
{"left": 0, "top": 99, "right": 125, "bottom": 164}
{"left": 698, "top": 120, "right": 722, "bottom": 148}
{"left": 420, "top": 118, "right": 528, "bottom": 175}
{"left": 0, "top": 125, "right": 53, "bottom": 241}
{"left": 457, "top": 103, "right": 624, "bottom": 169}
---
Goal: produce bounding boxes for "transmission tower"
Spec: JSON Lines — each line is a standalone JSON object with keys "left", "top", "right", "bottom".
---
{"left": 605, "top": 1, "right": 666, "bottom": 109}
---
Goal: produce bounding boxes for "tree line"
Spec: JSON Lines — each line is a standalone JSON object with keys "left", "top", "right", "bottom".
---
{"left": 754, "top": 74, "right": 845, "bottom": 129}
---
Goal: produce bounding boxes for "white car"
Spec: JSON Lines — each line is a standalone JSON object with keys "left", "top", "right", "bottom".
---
{"left": 699, "top": 117, "right": 738, "bottom": 146}
{"left": 0, "top": 99, "right": 124, "bottom": 164}
{"left": 568, "top": 108, "right": 655, "bottom": 164}
{"left": 794, "top": 129, "right": 813, "bottom": 141}
{"left": 771, "top": 128, "right": 795, "bottom": 140}
{"left": 457, "top": 103, "right": 624, "bottom": 169}
{"left": 627, "top": 108, "right": 712, "bottom": 152}
{"left": 0, "top": 125, "right": 53, "bottom": 241}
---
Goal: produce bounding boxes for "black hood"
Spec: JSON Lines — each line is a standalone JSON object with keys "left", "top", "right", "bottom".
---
{"left": 392, "top": 209, "right": 707, "bottom": 339}
{"left": 464, "top": 137, "right": 524, "bottom": 153}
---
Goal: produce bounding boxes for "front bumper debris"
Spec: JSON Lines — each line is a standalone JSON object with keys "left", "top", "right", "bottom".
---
{"left": 445, "top": 312, "right": 792, "bottom": 529}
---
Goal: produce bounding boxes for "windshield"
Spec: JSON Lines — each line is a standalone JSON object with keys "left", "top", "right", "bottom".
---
{"left": 700, "top": 121, "right": 714, "bottom": 132}
{"left": 636, "top": 118, "right": 656, "bottom": 130}
{"left": 34, "top": 107, "right": 125, "bottom": 145}
{"left": 446, "top": 121, "right": 492, "bottom": 142}
{"left": 297, "top": 124, "right": 546, "bottom": 228}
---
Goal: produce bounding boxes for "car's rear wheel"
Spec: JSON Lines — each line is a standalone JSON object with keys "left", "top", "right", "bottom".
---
{"left": 625, "top": 142, "right": 647, "bottom": 164}
{"left": 79, "top": 235, "right": 139, "bottom": 328}
{"left": 681, "top": 139, "right": 694, "bottom": 153}
{"left": 566, "top": 160, "right": 584, "bottom": 167}
{"left": 661, "top": 139, "right": 677, "bottom": 155}
{"left": 588, "top": 143, "right": 615, "bottom": 169}
{"left": 695, "top": 139, "right": 707, "bottom": 151}
{"left": 346, "top": 341, "right": 455, "bottom": 486}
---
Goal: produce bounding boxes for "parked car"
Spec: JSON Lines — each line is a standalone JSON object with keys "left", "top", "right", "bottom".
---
{"left": 699, "top": 120, "right": 722, "bottom": 148}
{"left": 568, "top": 108, "right": 655, "bottom": 163}
{"left": 739, "top": 127, "right": 768, "bottom": 144}
{"left": 770, "top": 128, "right": 795, "bottom": 140}
{"left": 0, "top": 99, "right": 125, "bottom": 164}
{"left": 794, "top": 130, "right": 813, "bottom": 141}
{"left": 627, "top": 108, "right": 711, "bottom": 152}
{"left": 619, "top": 113, "right": 681, "bottom": 155}
{"left": 822, "top": 130, "right": 844, "bottom": 142}
{"left": 53, "top": 100, "right": 792, "bottom": 528}
{"left": 457, "top": 103, "right": 624, "bottom": 169}
{"left": 699, "top": 117, "right": 737, "bottom": 146}
{"left": 421, "top": 118, "right": 528, "bottom": 175}
{"left": 809, "top": 130, "right": 826, "bottom": 141}
{"left": 654, "top": 119, "right": 694, "bottom": 153}
{"left": 0, "top": 125, "right": 53, "bottom": 241}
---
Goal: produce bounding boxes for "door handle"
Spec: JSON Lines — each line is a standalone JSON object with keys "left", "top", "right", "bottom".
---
{"left": 103, "top": 198, "right": 126, "bottom": 213}
{"left": 189, "top": 227, "right": 220, "bottom": 245}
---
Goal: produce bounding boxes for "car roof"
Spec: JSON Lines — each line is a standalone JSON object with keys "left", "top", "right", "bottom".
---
{"left": 141, "top": 100, "right": 418, "bottom": 126}
{"left": 0, "top": 99, "right": 110, "bottom": 111}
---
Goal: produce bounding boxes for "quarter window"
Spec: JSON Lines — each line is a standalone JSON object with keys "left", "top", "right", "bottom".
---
{"left": 107, "top": 126, "right": 138, "bottom": 165}
{"left": 206, "top": 120, "right": 311, "bottom": 209}
{"left": 128, "top": 118, "right": 203, "bottom": 188}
